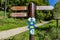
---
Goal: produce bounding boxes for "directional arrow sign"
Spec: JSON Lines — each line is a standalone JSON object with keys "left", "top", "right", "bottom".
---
{"left": 48, "top": 0, "right": 59, "bottom": 6}
{"left": 11, "top": 6, "right": 27, "bottom": 10}
{"left": 10, "top": 12, "right": 27, "bottom": 17}
{"left": 36, "top": 6, "right": 54, "bottom": 10}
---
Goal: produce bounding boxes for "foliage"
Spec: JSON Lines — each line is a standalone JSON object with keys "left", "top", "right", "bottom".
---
{"left": 36, "top": 10, "right": 52, "bottom": 21}
{"left": 0, "top": 11, "right": 5, "bottom": 16}
{"left": 54, "top": 2, "right": 60, "bottom": 19}
{"left": 0, "top": 18, "right": 28, "bottom": 31}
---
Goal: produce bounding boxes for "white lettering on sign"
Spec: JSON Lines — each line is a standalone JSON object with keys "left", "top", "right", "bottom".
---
{"left": 36, "top": 6, "right": 54, "bottom": 10}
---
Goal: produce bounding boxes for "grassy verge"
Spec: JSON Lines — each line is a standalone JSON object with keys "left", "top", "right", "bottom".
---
{"left": 0, "top": 18, "right": 28, "bottom": 31}
{"left": 4, "top": 20, "right": 60, "bottom": 40}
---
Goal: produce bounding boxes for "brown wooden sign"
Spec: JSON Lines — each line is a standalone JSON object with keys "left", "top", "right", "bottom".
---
{"left": 10, "top": 12, "right": 27, "bottom": 17}
{"left": 11, "top": 6, "right": 28, "bottom": 10}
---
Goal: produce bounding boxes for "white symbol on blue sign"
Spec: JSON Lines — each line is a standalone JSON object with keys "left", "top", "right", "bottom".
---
{"left": 48, "top": 0, "right": 59, "bottom": 6}
{"left": 28, "top": 17, "right": 36, "bottom": 29}
{"left": 30, "top": 29, "right": 34, "bottom": 35}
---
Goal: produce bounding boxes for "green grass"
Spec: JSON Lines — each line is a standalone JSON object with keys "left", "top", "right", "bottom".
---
{"left": 0, "top": 11, "right": 5, "bottom": 16}
{"left": 0, "top": 18, "right": 28, "bottom": 31}
{"left": 4, "top": 20, "right": 60, "bottom": 40}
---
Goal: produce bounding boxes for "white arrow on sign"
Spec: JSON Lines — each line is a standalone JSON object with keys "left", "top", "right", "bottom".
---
{"left": 36, "top": 6, "right": 54, "bottom": 10}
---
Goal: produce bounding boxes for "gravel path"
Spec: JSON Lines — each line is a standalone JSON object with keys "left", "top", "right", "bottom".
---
{"left": 0, "top": 21, "right": 49, "bottom": 39}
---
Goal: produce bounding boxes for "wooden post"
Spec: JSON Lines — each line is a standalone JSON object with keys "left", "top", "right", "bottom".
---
{"left": 28, "top": 2, "right": 36, "bottom": 40}
{"left": 28, "top": 2, "right": 36, "bottom": 17}
{"left": 5, "top": 0, "right": 7, "bottom": 18}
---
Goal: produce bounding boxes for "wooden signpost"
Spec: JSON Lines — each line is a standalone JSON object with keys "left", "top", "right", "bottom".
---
{"left": 11, "top": 5, "right": 54, "bottom": 17}
{"left": 10, "top": 2, "right": 54, "bottom": 40}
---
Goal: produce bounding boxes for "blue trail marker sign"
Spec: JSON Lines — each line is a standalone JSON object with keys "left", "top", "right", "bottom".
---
{"left": 28, "top": 17, "right": 36, "bottom": 30}
{"left": 28, "top": 17, "right": 36, "bottom": 35}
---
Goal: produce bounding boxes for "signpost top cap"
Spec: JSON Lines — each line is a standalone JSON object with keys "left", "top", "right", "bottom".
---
{"left": 29, "top": 2, "right": 35, "bottom": 6}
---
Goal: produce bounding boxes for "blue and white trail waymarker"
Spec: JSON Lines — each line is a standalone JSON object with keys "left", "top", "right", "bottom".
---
{"left": 48, "top": 0, "right": 59, "bottom": 6}
{"left": 28, "top": 17, "right": 36, "bottom": 29}
{"left": 28, "top": 17, "right": 36, "bottom": 35}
